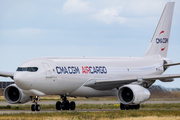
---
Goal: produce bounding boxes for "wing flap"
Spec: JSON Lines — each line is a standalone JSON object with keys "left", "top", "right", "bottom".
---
{"left": 84, "top": 78, "right": 137, "bottom": 90}
{"left": 84, "top": 74, "right": 180, "bottom": 90}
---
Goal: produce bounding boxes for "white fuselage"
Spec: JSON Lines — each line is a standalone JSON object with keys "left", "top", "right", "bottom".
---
{"left": 13, "top": 55, "right": 168, "bottom": 97}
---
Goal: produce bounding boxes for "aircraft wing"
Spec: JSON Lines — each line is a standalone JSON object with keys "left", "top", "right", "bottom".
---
{"left": 84, "top": 74, "right": 180, "bottom": 90}
{"left": 0, "top": 71, "right": 14, "bottom": 79}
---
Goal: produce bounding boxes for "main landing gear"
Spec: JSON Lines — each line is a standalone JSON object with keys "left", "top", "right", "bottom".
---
{"left": 56, "top": 95, "right": 76, "bottom": 110}
{"left": 31, "top": 96, "right": 41, "bottom": 111}
{"left": 120, "top": 103, "right": 140, "bottom": 110}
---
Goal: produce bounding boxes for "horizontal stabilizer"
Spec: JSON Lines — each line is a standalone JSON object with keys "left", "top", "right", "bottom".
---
{"left": 164, "top": 62, "right": 180, "bottom": 67}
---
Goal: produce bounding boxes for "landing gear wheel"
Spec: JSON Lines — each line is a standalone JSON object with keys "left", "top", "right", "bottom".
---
{"left": 62, "top": 100, "right": 69, "bottom": 110}
{"left": 56, "top": 101, "right": 62, "bottom": 110}
{"left": 57, "top": 95, "right": 76, "bottom": 110}
{"left": 31, "top": 104, "right": 36, "bottom": 111}
{"left": 36, "top": 104, "right": 41, "bottom": 111}
{"left": 120, "top": 103, "right": 125, "bottom": 110}
{"left": 136, "top": 104, "right": 140, "bottom": 110}
{"left": 126, "top": 105, "right": 130, "bottom": 110}
{"left": 120, "top": 103, "right": 140, "bottom": 110}
{"left": 31, "top": 96, "right": 41, "bottom": 111}
{"left": 69, "top": 101, "right": 76, "bottom": 110}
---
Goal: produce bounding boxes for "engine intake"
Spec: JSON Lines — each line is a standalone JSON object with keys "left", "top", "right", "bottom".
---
{"left": 118, "top": 84, "right": 150, "bottom": 105}
{"left": 4, "top": 84, "right": 31, "bottom": 104}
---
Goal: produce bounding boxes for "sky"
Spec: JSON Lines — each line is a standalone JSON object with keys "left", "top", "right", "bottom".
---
{"left": 0, "top": 0, "right": 180, "bottom": 88}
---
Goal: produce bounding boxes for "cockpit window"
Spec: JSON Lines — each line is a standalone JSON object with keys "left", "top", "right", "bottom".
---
{"left": 16, "top": 67, "right": 38, "bottom": 72}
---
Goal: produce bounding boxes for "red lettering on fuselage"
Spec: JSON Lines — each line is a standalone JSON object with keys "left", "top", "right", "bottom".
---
{"left": 82, "top": 66, "right": 90, "bottom": 74}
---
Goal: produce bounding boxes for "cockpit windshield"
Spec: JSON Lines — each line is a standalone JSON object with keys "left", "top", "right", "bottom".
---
{"left": 16, "top": 67, "right": 38, "bottom": 72}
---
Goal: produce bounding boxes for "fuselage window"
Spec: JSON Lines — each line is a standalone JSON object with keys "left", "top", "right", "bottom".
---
{"left": 16, "top": 67, "right": 38, "bottom": 72}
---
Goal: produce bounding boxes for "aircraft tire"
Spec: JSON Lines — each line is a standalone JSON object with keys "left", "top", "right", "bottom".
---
{"left": 120, "top": 103, "right": 125, "bottom": 110}
{"left": 120, "top": 103, "right": 140, "bottom": 110}
{"left": 125, "top": 105, "right": 130, "bottom": 110}
{"left": 133, "top": 104, "right": 140, "bottom": 110}
{"left": 31, "top": 104, "right": 36, "bottom": 111}
{"left": 62, "top": 100, "right": 69, "bottom": 110}
{"left": 36, "top": 104, "right": 40, "bottom": 111}
{"left": 56, "top": 101, "right": 61, "bottom": 110}
{"left": 136, "top": 104, "right": 140, "bottom": 110}
{"left": 69, "top": 101, "right": 76, "bottom": 110}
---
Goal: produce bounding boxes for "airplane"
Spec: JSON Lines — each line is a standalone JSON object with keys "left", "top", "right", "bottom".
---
{"left": 0, "top": 2, "right": 179, "bottom": 111}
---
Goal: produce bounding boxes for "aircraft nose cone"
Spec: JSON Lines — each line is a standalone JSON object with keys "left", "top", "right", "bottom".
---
{"left": 14, "top": 72, "right": 30, "bottom": 90}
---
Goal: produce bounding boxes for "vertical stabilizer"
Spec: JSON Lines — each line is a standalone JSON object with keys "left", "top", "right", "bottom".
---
{"left": 142, "top": 2, "right": 174, "bottom": 58}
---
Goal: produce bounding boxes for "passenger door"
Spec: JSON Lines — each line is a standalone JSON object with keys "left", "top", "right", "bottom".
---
{"left": 42, "top": 63, "right": 52, "bottom": 78}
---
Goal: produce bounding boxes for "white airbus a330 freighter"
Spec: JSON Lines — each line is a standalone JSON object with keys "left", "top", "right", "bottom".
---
{"left": 0, "top": 2, "right": 179, "bottom": 111}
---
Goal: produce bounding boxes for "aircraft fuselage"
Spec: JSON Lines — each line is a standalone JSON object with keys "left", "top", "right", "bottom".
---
{"left": 14, "top": 55, "right": 169, "bottom": 97}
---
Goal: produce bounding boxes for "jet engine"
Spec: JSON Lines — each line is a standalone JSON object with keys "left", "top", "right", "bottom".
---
{"left": 4, "top": 84, "right": 31, "bottom": 104}
{"left": 117, "top": 84, "right": 150, "bottom": 105}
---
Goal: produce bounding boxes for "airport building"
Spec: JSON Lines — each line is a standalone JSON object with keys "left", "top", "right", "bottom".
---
{"left": 0, "top": 82, "right": 14, "bottom": 89}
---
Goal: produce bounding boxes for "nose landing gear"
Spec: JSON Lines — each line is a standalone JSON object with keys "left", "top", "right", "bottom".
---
{"left": 30, "top": 95, "right": 75, "bottom": 111}
{"left": 31, "top": 96, "right": 41, "bottom": 111}
{"left": 56, "top": 95, "right": 76, "bottom": 110}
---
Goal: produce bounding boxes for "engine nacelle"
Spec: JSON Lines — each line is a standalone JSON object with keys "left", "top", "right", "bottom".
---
{"left": 117, "top": 84, "right": 150, "bottom": 105}
{"left": 4, "top": 84, "right": 31, "bottom": 104}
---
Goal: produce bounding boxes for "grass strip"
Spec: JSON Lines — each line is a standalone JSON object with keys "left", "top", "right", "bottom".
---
{"left": 0, "top": 103, "right": 180, "bottom": 110}
{"left": 1, "top": 110, "right": 180, "bottom": 119}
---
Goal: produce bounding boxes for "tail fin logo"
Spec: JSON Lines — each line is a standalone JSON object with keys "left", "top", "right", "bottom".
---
{"left": 156, "top": 38, "right": 168, "bottom": 44}
{"left": 161, "top": 47, "right": 165, "bottom": 51}
{"left": 156, "top": 30, "right": 168, "bottom": 44}
{"left": 159, "top": 30, "right": 164, "bottom": 35}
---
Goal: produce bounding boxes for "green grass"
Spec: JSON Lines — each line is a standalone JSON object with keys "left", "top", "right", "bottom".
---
{"left": 141, "top": 103, "right": 180, "bottom": 109}
{"left": 0, "top": 103, "right": 180, "bottom": 110}
{"left": 1, "top": 110, "right": 180, "bottom": 119}
{"left": 1, "top": 104, "right": 180, "bottom": 119}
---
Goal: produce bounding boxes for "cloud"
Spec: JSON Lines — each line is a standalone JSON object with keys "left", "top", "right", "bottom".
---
{"left": 91, "top": 7, "right": 126, "bottom": 24}
{"left": 62, "top": 0, "right": 91, "bottom": 14}
{"left": 60, "top": 0, "right": 169, "bottom": 25}
{"left": 61, "top": 0, "right": 127, "bottom": 24}
{"left": 124, "top": 0, "right": 167, "bottom": 17}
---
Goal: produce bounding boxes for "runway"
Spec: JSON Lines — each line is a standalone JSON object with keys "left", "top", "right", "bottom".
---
{"left": 1, "top": 100, "right": 180, "bottom": 106}
{"left": 0, "top": 101, "right": 180, "bottom": 114}
{"left": 0, "top": 101, "right": 120, "bottom": 106}
{"left": 0, "top": 109, "right": 122, "bottom": 114}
